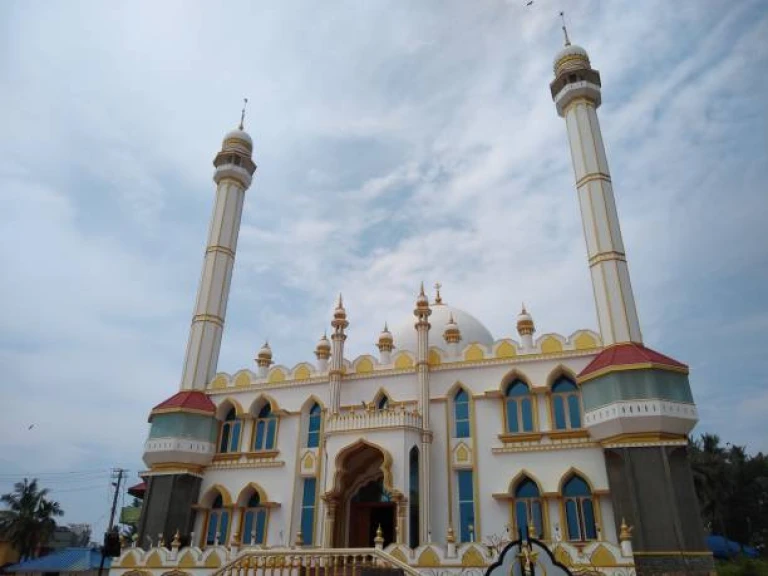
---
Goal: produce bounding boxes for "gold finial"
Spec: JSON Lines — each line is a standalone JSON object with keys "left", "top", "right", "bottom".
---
{"left": 374, "top": 524, "right": 384, "bottom": 545}
{"left": 446, "top": 525, "right": 456, "bottom": 544}
{"left": 559, "top": 12, "right": 571, "bottom": 47}
{"left": 239, "top": 97, "right": 248, "bottom": 130}
{"left": 521, "top": 302, "right": 527, "bottom": 314}
{"left": 528, "top": 516, "right": 537, "bottom": 539}
{"left": 419, "top": 281, "right": 426, "bottom": 296}
{"left": 171, "top": 529, "right": 181, "bottom": 547}
{"left": 337, "top": 292, "right": 344, "bottom": 308}
{"left": 619, "top": 518, "right": 633, "bottom": 541}
{"left": 384, "top": 321, "right": 389, "bottom": 332}
{"left": 434, "top": 282, "right": 443, "bottom": 304}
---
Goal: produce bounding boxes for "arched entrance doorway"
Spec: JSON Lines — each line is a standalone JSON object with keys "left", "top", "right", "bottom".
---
{"left": 328, "top": 441, "right": 402, "bottom": 548}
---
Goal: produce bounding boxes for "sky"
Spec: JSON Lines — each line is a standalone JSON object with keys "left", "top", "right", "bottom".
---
{"left": 1, "top": 0, "right": 767, "bottom": 536}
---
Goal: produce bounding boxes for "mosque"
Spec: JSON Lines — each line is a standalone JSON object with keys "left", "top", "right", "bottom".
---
{"left": 111, "top": 29, "right": 714, "bottom": 576}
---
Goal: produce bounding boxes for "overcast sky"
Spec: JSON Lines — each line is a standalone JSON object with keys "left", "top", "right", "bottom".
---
{"left": 1, "top": 0, "right": 766, "bottom": 536}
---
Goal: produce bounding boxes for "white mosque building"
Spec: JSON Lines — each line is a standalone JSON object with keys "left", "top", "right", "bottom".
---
{"left": 111, "top": 31, "right": 713, "bottom": 576}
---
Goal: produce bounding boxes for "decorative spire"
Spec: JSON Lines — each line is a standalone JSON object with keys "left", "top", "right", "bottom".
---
{"left": 517, "top": 304, "right": 535, "bottom": 337}
{"left": 239, "top": 97, "right": 248, "bottom": 130}
{"left": 559, "top": 11, "right": 571, "bottom": 47}
{"left": 256, "top": 340, "right": 273, "bottom": 367}
{"left": 434, "top": 282, "right": 443, "bottom": 305}
{"left": 377, "top": 322, "right": 394, "bottom": 352}
{"left": 444, "top": 312, "right": 461, "bottom": 344}
{"left": 332, "top": 293, "right": 349, "bottom": 333}
{"left": 619, "top": 518, "right": 634, "bottom": 541}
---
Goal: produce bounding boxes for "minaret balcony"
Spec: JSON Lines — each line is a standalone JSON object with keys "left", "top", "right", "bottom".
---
{"left": 324, "top": 405, "right": 423, "bottom": 436}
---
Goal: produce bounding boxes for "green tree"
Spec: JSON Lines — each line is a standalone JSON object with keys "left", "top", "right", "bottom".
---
{"left": 0, "top": 478, "right": 64, "bottom": 559}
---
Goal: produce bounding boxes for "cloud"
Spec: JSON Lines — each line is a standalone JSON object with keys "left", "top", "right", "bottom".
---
{"left": 1, "top": 0, "right": 767, "bottom": 534}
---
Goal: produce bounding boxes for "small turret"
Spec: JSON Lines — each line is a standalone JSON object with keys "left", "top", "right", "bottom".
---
{"left": 443, "top": 313, "right": 462, "bottom": 358}
{"left": 256, "top": 340, "right": 273, "bottom": 378}
{"left": 517, "top": 304, "right": 535, "bottom": 350}
{"left": 377, "top": 323, "right": 394, "bottom": 364}
{"left": 315, "top": 333, "right": 331, "bottom": 372}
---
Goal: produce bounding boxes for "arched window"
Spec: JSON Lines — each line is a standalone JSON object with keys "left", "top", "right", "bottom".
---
{"left": 205, "top": 494, "right": 230, "bottom": 546}
{"left": 300, "top": 478, "right": 317, "bottom": 545}
{"left": 552, "top": 377, "right": 582, "bottom": 430}
{"left": 241, "top": 492, "right": 267, "bottom": 545}
{"left": 306, "top": 403, "right": 321, "bottom": 448}
{"left": 376, "top": 395, "right": 390, "bottom": 410}
{"left": 409, "top": 446, "right": 420, "bottom": 548}
{"left": 454, "top": 389, "right": 470, "bottom": 438}
{"left": 253, "top": 403, "right": 278, "bottom": 451}
{"left": 563, "top": 475, "right": 597, "bottom": 541}
{"left": 218, "top": 408, "right": 241, "bottom": 453}
{"left": 513, "top": 478, "right": 543, "bottom": 538}
{"left": 505, "top": 380, "right": 534, "bottom": 433}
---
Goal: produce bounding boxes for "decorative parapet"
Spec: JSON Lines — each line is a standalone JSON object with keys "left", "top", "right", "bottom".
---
{"left": 324, "top": 405, "right": 423, "bottom": 435}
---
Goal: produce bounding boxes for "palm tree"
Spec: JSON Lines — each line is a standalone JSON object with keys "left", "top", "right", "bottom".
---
{"left": 0, "top": 478, "right": 64, "bottom": 559}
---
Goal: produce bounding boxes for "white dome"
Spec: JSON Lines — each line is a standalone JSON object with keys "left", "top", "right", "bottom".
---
{"left": 223, "top": 128, "right": 253, "bottom": 147}
{"left": 391, "top": 304, "right": 494, "bottom": 353}
{"left": 553, "top": 44, "right": 590, "bottom": 74}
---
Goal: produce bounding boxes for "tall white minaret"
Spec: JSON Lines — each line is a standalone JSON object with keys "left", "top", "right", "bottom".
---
{"left": 329, "top": 294, "right": 348, "bottom": 414}
{"left": 550, "top": 22, "right": 642, "bottom": 346}
{"left": 179, "top": 106, "right": 257, "bottom": 390}
{"left": 413, "top": 283, "right": 432, "bottom": 543}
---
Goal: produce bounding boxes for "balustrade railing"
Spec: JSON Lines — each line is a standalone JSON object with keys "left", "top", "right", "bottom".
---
{"left": 324, "top": 407, "right": 423, "bottom": 434}
{"left": 213, "top": 549, "right": 419, "bottom": 576}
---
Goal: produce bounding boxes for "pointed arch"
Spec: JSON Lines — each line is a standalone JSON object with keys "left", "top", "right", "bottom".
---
{"left": 447, "top": 382, "right": 472, "bottom": 439}
{"left": 331, "top": 438, "right": 395, "bottom": 496}
{"left": 215, "top": 398, "right": 245, "bottom": 420}
{"left": 372, "top": 388, "right": 393, "bottom": 410}
{"left": 507, "top": 470, "right": 546, "bottom": 495}
{"left": 508, "top": 471, "right": 546, "bottom": 539}
{"left": 545, "top": 364, "right": 579, "bottom": 389}
{"left": 559, "top": 468, "right": 599, "bottom": 542}
{"left": 235, "top": 482, "right": 268, "bottom": 507}
{"left": 248, "top": 394, "right": 281, "bottom": 416}
{"left": 558, "top": 467, "right": 597, "bottom": 494}
{"left": 499, "top": 368, "right": 533, "bottom": 392}
{"left": 301, "top": 395, "right": 324, "bottom": 449}
{"left": 199, "top": 484, "right": 233, "bottom": 508}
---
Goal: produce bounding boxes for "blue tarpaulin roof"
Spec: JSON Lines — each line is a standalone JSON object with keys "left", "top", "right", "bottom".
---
{"left": 5, "top": 547, "right": 110, "bottom": 573}
{"left": 707, "top": 535, "right": 759, "bottom": 559}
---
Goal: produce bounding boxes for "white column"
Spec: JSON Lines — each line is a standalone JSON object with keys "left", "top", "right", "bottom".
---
{"left": 329, "top": 296, "right": 348, "bottom": 414}
{"left": 414, "top": 288, "right": 432, "bottom": 543}
{"left": 563, "top": 99, "right": 642, "bottom": 345}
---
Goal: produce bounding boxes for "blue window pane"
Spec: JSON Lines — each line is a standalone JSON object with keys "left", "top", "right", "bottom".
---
{"left": 552, "top": 377, "right": 577, "bottom": 393}
{"left": 207, "top": 511, "right": 218, "bottom": 545}
{"left": 515, "top": 479, "right": 539, "bottom": 498}
{"left": 553, "top": 397, "right": 566, "bottom": 430}
{"left": 568, "top": 395, "right": 581, "bottom": 428}
{"left": 563, "top": 476, "right": 590, "bottom": 497}
{"left": 247, "top": 493, "right": 260, "bottom": 507}
{"left": 506, "top": 399, "right": 519, "bottom": 433}
{"left": 225, "top": 408, "right": 237, "bottom": 421}
{"left": 303, "top": 478, "right": 316, "bottom": 505}
{"left": 259, "top": 404, "right": 272, "bottom": 418}
{"left": 583, "top": 499, "right": 597, "bottom": 539}
{"left": 219, "top": 425, "right": 230, "bottom": 453}
{"left": 515, "top": 501, "right": 528, "bottom": 537}
{"left": 565, "top": 500, "right": 580, "bottom": 541}
{"left": 457, "top": 471, "right": 473, "bottom": 500}
{"left": 218, "top": 510, "right": 229, "bottom": 544}
{"left": 243, "top": 511, "right": 254, "bottom": 544}
{"left": 255, "top": 509, "right": 267, "bottom": 543}
{"left": 507, "top": 381, "right": 528, "bottom": 396}
{"left": 266, "top": 419, "right": 276, "bottom": 449}
{"left": 230, "top": 421, "right": 241, "bottom": 451}
{"left": 454, "top": 401, "right": 469, "bottom": 420}
{"left": 521, "top": 398, "right": 533, "bottom": 432}
{"left": 459, "top": 502, "right": 475, "bottom": 542}
{"left": 307, "top": 430, "right": 319, "bottom": 449}
{"left": 255, "top": 420, "right": 265, "bottom": 450}
{"left": 531, "top": 501, "right": 543, "bottom": 536}
{"left": 455, "top": 420, "right": 470, "bottom": 438}
{"left": 301, "top": 478, "right": 316, "bottom": 544}
{"left": 455, "top": 389, "right": 467, "bottom": 402}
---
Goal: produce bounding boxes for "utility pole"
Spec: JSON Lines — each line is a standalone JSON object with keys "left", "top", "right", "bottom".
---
{"left": 98, "top": 468, "right": 125, "bottom": 576}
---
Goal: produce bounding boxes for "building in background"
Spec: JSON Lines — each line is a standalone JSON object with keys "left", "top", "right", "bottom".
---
{"left": 109, "top": 33, "right": 713, "bottom": 576}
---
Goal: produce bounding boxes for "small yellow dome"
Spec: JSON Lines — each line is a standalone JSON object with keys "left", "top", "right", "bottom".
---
{"left": 443, "top": 313, "right": 461, "bottom": 344}
{"left": 315, "top": 333, "right": 331, "bottom": 359}
{"left": 256, "top": 340, "right": 273, "bottom": 366}
{"left": 517, "top": 305, "right": 535, "bottom": 336}
{"left": 377, "top": 323, "right": 394, "bottom": 352}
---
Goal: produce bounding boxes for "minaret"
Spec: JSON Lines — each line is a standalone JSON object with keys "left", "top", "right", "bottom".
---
{"left": 329, "top": 294, "right": 348, "bottom": 414}
{"left": 138, "top": 109, "right": 257, "bottom": 547}
{"left": 180, "top": 109, "right": 257, "bottom": 389}
{"left": 550, "top": 23, "right": 641, "bottom": 346}
{"left": 551, "top": 24, "right": 711, "bottom": 575}
{"left": 376, "top": 323, "right": 394, "bottom": 365}
{"left": 413, "top": 283, "right": 432, "bottom": 544}
{"left": 255, "top": 340, "right": 273, "bottom": 378}
{"left": 516, "top": 305, "right": 535, "bottom": 351}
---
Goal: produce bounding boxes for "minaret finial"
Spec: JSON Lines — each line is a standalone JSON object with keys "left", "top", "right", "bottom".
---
{"left": 434, "top": 282, "right": 442, "bottom": 304}
{"left": 559, "top": 11, "right": 571, "bottom": 47}
{"left": 239, "top": 97, "right": 248, "bottom": 130}
{"left": 337, "top": 292, "right": 344, "bottom": 308}
{"left": 419, "top": 281, "right": 426, "bottom": 296}
{"left": 522, "top": 302, "right": 527, "bottom": 314}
